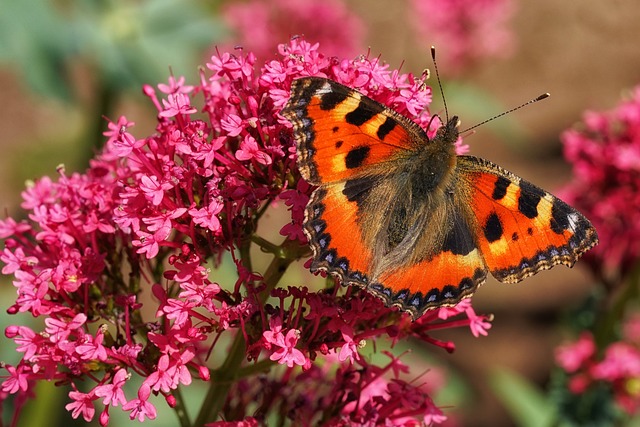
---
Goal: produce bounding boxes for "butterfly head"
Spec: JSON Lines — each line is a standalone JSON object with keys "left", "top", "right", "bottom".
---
{"left": 431, "top": 115, "right": 460, "bottom": 148}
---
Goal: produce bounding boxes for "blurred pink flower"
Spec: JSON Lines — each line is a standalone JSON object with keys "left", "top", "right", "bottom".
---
{"left": 410, "top": 0, "right": 516, "bottom": 73}
{"left": 556, "top": 316, "right": 640, "bottom": 415}
{"left": 561, "top": 86, "right": 640, "bottom": 280}
{"left": 555, "top": 332, "right": 596, "bottom": 373}
{"left": 222, "top": 0, "right": 365, "bottom": 59}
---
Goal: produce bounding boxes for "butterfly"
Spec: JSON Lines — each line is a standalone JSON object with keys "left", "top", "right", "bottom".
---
{"left": 281, "top": 77, "right": 598, "bottom": 320}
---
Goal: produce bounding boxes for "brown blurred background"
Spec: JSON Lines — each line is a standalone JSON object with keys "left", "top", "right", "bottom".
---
{"left": 1, "top": 1, "right": 639, "bottom": 425}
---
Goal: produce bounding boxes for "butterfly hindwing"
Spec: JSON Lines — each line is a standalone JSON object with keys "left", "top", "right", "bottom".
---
{"left": 304, "top": 180, "right": 375, "bottom": 289}
{"left": 373, "top": 206, "right": 488, "bottom": 319}
{"left": 457, "top": 156, "right": 598, "bottom": 283}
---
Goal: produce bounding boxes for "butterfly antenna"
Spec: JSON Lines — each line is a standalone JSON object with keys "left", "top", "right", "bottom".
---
{"left": 460, "top": 93, "right": 550, "bottom": 134}
{"left": 430, "top": 46, "right": 449, "bottom": 122}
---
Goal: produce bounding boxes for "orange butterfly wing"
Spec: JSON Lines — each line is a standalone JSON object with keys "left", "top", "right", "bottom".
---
{"left": 283, "top": 77, "right": 426, "bottom": 290}
{"left": 457, "top": 157, "right": 598, "bottom": 283}
{"left": 285, "top": 77, "right": 422, "bottom": 184}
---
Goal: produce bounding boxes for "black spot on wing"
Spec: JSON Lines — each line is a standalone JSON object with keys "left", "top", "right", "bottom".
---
{"left": 518, "top": 181, "right": 545, "bottom": 219}
{"left": 376, "top": 116, "right": 397, "bottom": 140}
{"left": 335, "top": 140, "right": 343, "bottom": 148}
{"left": 345, "top": 146, "right": 370, "bottom": 169}
{"left": 492, "top": 176, "right": 510, "bottom": 200}
{"left": 345, "top": 100, "right": 381, "bottom": 126}
{"left": 319, "top": 89, "right": 349, "bottom": 111}
{"left": 484, "top": 212, "right": 503, "bottom": 242}
{"left": 550, "top": 200, "right": 571, "bottom": 234}
{"left": 442, "top": 215, "right": 476, "bottom": 256}
{"left": 342, "top": 176, "right": 377, "bottom": 209}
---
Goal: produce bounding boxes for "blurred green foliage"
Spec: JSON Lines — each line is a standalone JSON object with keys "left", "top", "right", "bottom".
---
{"left": 0, "top": 0, "right": 225, "bottom": 102}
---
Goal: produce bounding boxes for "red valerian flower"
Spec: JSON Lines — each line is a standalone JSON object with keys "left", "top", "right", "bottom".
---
{"left": 0, "top": 38, "right": 490, "bottom": 425}
{"left": 221, "top": 0, "right": 365, "bottom": 59}
{"left": 409, "top": 0, "right": 516, "bottom": 74}
{"left": 561, "top": 86, "right": 640, "bottom": 281}
{"left": 555, "top": 316, "right": 640, "bottom": 416}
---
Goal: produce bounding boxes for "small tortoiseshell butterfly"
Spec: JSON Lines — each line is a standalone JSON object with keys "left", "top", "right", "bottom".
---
{"left": 282, "top": 77, "right": 598, "bottom": 320}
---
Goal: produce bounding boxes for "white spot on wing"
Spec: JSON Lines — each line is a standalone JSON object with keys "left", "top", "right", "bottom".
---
{"left": 567, "top": 212, "right": 580, "bottom": 231}
{"left": 317, "top": 82, "right": 333, "bottom": 95}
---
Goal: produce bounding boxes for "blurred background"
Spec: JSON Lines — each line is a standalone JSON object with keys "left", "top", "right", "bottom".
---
{"left": 1, "top": 0, "right": 639, "bottom": 426}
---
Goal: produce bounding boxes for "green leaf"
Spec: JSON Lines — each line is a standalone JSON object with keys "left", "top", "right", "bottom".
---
{"left": 489, "top": 368, "right": 557, "bottom": 427}
{"left": 0, "top": 0, "right": 75, "bottom": 100}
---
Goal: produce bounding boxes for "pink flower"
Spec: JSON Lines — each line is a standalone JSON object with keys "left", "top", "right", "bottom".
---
{"left": 189, "top": 200, "right": 223, "bottom": 233}
{"left": 65, "top": 390, "right": 97, "bottom": 422}
{"left": 592, "top": 343, "right": 640, "bottom": 381}
{"left": 335, "top": 325, "right": 361, "bottom": 363}
{"left": 409, "top": 0, "right": 516, "bottom": 73}
{"left": 1, "top": 365, "right": 29, "bottom": 394}
{"left": 123, "top": 384, "right": 157, "bottom": 422}
{"left": 235, "top": 135, "right": 272, "bottom": 165}
{"left": 159, "top": 93, "right": 197, "bottom": 118}
{"left": 555, "top": 332, "right": 595, "bottom": 373}
{"left": 222, "top": 0, "right": 365, "bottom": 59}
{"left": 0, "top": 38, "right": 484, "bottom": 425}
{"left": 561, "top": 86, "right": 640, "bottom": 280}
{"left": 140, "top": 174, "right": 173, "bottom": 206}
{"left": 94, "top": 369, "right": 129, "bottom": 407}
{"left": 263, "top": 322, "right": 308, "bottom": 368}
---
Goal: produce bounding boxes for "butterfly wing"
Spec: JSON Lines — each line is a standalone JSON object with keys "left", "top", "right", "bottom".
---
{"left": 283, "top": 77, "right": 433, "bottom": 291}
{"left": 282, "top": 77, "right": 426, "bottom": 185}
{"left": 371, "top": 205, "right": 488, "bottom": 319}
{"left": 457, "top": 156, "right": 598, "bottom": 283}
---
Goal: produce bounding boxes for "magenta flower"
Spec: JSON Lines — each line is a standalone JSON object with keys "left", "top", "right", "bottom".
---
{"left": 555, "top": 332, "right": 596, "bottom": 373}
{"left": 65, "top": 390, "right": 97, "bottom": 422}
{"left": 410, "top": 0, "right": 516, "bottom": 73}
{"left": 0, "top": 38, "right": 491, "bottom": 425}
{"left": 221, "top": 0, "right": 365, "bottom": 59}
{"left": 555, "top": 316, "right": 640, "bottom": 416}
{"left": 561, "top": 86, "right": 640, "bottom": 280}
{"left": 94, "top": 369, "right": 129, "bottom": 407}
{"left": 263, "top": 326, "right": 308, "bottom": 368}
{"left": 122, "top": 384, "right": 157, "bottom": 422}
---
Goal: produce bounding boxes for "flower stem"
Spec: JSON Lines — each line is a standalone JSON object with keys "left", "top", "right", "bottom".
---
{"left": 594, "top": 262, "right": 640, "bottom": 349}
{"left": 173, "top": 386, "right": 192, "bottom": 427}
{"left": 193, "top": 329, "right": 247, "bottom": 426}
{"left": 192, "top": 239, "right": 304, "bottom": 426}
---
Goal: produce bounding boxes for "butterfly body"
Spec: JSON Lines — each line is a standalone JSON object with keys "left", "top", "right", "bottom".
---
{"left": 282, "top": 77, "right": 598, "bottom": 320}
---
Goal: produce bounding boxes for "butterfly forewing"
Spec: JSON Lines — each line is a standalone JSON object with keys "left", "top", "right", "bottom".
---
{"left": 283, "top": 77, "right": 424, "bottom": 185}
{"left": 456, "top": 156, "right": 598, "bottom": 283}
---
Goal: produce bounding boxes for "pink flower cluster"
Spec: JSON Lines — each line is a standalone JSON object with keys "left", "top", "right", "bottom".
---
{"left": 561, "top": 86, "right": 640, "bottom": 280}
{"left": 222, "top": 0, "right": 365, "bottom": 59}
{"left": 410, "top": 0, "right": 515, "bottom": 73}
{"left": 0, "top": 38, "right": 490, "bottom": 425}
{"left": 556, "top": 316, "right": 640, "bottom": 415}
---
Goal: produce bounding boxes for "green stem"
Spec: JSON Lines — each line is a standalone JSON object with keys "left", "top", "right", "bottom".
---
{"left": 192, "top": 238, "right": 304, "bottom": 426}
{"left": 193, "top": 329, "right": 247, "bottom": 426}
{"left": 172, "top": 386, "right": 191, "bottom": 427}
{"left": 251, "top": 235, "right": 280, "bottom": 254}
{"left": 594, "top": 262, "right": 640, "bottom": 349}
{"left": 84, "top": 77, "right": 117, "bottom": 166}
